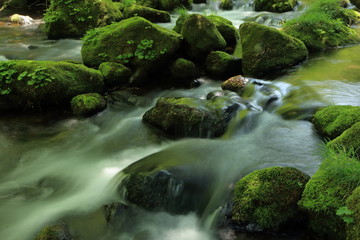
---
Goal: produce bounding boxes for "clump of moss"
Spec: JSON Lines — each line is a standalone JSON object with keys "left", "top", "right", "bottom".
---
{"left": 299, "top": 147, "right": 360, "bottom": 240}
{"left": 283, "top": 0, "right": 360, "bottom": 51}
{"left": 232, "top": 167, "right": 309, "bottom": 231}
{"left": 312, "top": 105, "right": 360, "bottom": 139}
{"left": 71, "top": 93, "right": 107, "bottom": 117}
{"left": 219, "top": 0, "right": 233, "bottom": 10}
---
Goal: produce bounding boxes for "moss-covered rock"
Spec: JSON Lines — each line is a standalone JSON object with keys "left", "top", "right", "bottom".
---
{"left": 327, "top": 122, "right": 360, "bottom": 158}
{"left": 34, "top": 223, "right": 72, "bottom": 240}
{"left": 124, "top": 4, "right": 171, "bottom": 23}
{"left": 299, "top": 148, "right": 360, "bottom": 240}
{"left": 206, "top": 15, "right": 239, "bottom": 46}
{"left": 180, "top": 14, "right": 226, "bottom": 59}
{"left": 142, "top": 95, "right": 240, "bottom": 138}
{"left": 81, "top": 17, "right": 183, "bottom": 80}
{"left": 205, "top": 51, "right": 242, "bottom": 79}
{"left": 346, "top": 186, "right": 360, "bottom": 240}
{"left": 169, "top": 58, "right": 199, "bottom": 84}
{"left": 283, "top": 0, "right": 360, "bottom": 51}
{"left": 99, "top": 62, "right": 133, "bottom": 88}
{"left": 0, "top": 0, "right": 28, "bottom": 11}
{"left": 44, "top": 0, "right": 123, "bottom": 39}
{"left": 0, "top": 60, "right": 104, "bottom": 111}
{"left": 221, "top": 75, "right": 248, "bottom": 93}
{"left": 232, "top": 167, "right": 309, "bottom": 231}
{"left": 240, "top": 22, "right": 308, "bottom": 77}
{"left": 158, "top": 0, "right": 192, "bottom": 11}
{"left": 71, "top": 93, "right": 106, "bottom": 117}
{"left": 137, "top": 0, "right": 159, "bottom": 9}
{"left": 312, "top": 105, "right": 360, "bottom": 139}
{"left": 254, "top": 0, "right": 297, "bottom": 13}
{"left": 219, "top": 0, "right": 233, "bottom": 10}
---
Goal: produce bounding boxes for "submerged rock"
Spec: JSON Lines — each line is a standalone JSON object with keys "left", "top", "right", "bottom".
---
{"left": 124, "top": 5, "right": 170, "bottom": 23}
{"left": 34, "top": 223, "right": 72, "bottom": 240}
{"left": 254, "top": 0, "right": 297, "bottom": 13}
{"left": 232, "top": 167, "right": 309, "bottom": 231}
{"left": 70, "top": 93, "right": 106, "bottom": 117}
{"left": 0, "top": 60, "right": 104, "bottom": 111}
{"left": 142, "top": 94, "right": 241, "bottom": 138}
{"left": 240, "top": 22, "right": 308, "bottom": 77}
{"left": 169, "top": 58, "right": 199, "bottom": 84}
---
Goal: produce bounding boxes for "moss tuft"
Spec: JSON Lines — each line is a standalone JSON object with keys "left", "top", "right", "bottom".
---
{"left": 71, "top": 93, "right": 106, "bottom": 117}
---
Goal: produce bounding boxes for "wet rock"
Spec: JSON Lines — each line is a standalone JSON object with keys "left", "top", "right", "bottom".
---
{"left": 34, "top": 223, "right": 72, "bottom": 240}
{"left": 221, "top": 75, "right": 248, "bottom": 92}
{"left": 142, "top": 95, "right": 241, "bottom": 138}
{"left": 219, "top": 0, "right": 233, "bottom": 10}
{"left": 205, "top": 51, "right": 242, "bottom": 79}
{"left": 169, "top": 58, "right": 199, "bottom": 84}
{"left": 254, "top": 0, "right": 297, "bottom": 13}
{"left": 346, "top": 186, "right": 360, "bottom": 240}
{"left": 206, "top": 15, "right": 240, "bottom": 47}
{"left": 71, "top": 93, "right": 107, "bottom": 117}
{"left": 99, "top": 62, "right": 133, "bottom": 88}
{"left": 124, "top": 5, "right": 171, "bottom": 23}
{"left": 240, "top": 22, "right": 308, "bottom": 77}
{"left": 232, "top": 167, "right": 309, "bottom": 231}
{"left": 0, "top": 60, "right": 104, "bottom": 111}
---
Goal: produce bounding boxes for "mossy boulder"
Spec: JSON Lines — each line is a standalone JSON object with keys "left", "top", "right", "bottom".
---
{"left": 221, "top": 75, "right": 248, "bottom": 93}
{"left": 327, "top": 122, "right": 360, "bottom": 158}
{"left": 232, "top": 167, "right": 309, "bottom": 231}
{"left": 179, "top": 14, "right": 226, "bottom": 59}
{"left": 283, "top": 0, "right": 360, "bottom": 51}
{"left": 0, "top": 60, "right": 104, "bottom": 111}
{"left": 312, "top": 105, "right": 360, "bottom": 139}
{"left": 205, "top": 51, "right": 242, "bottom": 79}
{"left": 81, "top": 17, "right": 183, "bottom": 81}
{"left": 254, "top": 0, "right": 297, "bottom": 13}
{"left": 71, "top": 93, "right": 106, "bottom": 117}
{"left": 299, "top": 148, "right": 360, "bottom": 240}
{"left": 34, "top": 223, "right": 72, "bottom": 240}
{"left": 346, "top": 186, "right": 360, "bottom": 240}
{"left": 99, "top": 62, "right": 133, "bottom": 88}
{"left": 124, "top": 5, "right": 171, "bottom": 23}
{"left": 169, "top": 58, "right": 199, "bottom": 84}
{"left": 158, "top": 0, "right": 192, "bottom": 11}
{"left": 44, "top": 0, "right": 123, "bottom": 39}
{"left": 206, "top": 15, "right": 240, "bottom": 46}
{"left": 142, "top": 95, "right": 240, "bottom": 138}
{"left": 219, "top": 0, "right": 233, "bottom": 10}
{"left": 240, "top": 22, "right": 308, "bottom": 77}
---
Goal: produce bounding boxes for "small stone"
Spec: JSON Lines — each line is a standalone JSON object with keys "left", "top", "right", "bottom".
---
{"left": 221, "top": 75, "right": 248, "bottom": 92}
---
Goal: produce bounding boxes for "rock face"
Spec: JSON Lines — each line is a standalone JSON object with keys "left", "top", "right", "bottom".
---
{"left": 0, "top": 60, "right": 104, "bottom": 111}
{"left": 34, "top": 224, "right": 72, "bottom": 240}
{"left": 142, "top": 95, "right": 241, "bottom": 138}
{"left": 44, "top": 0, "right": 123, "bottom": 39}
{"left": 232, "top": 167, "right": 309, "bottom": 231}
{"left": 71, "top": 93, "right": 107, "bottom": 117}
{"left": 240, "top": 22, "right": 308, "bottom": 76}
{"left": 312, "top": 105, "right": 360, "bottom": 139}
{"left": 254, "top": 0, "right": 297, "bottom": 13}
{"left": 81, "top": 17, "right": 183, "bottom": 82}
{"left": 205, "top": 51, "right": 242, "bottom": 79}
{"left": 124, "top": 5, "right": 171, "bottom": 23}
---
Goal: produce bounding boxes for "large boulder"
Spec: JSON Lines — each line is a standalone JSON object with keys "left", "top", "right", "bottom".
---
{"left": 206, "top": 15, "right": 239, "bottom": 47}
{"left": 205, "top": 51, "right": 242, "bottom": 79}
{"left": 240, "top": 22, "right": 308, "bottom": 77}
{"left": 254, "top": 0, "right": 297, "bottom": 13}
{"left": 81, "top": 17, "right": 183, "bottom": 82}
{"left": 124, "top": 5, "right": 171, "bottom": 23}
{"left": 312, "top": 105, "right": 360, "bottom": 139}
{"left": 142, "top": 94, "right": 241, "bottom": 138}
{"left": 299, "top": 148, "right": 360, "bottom": 240}
{"left": 44, "top": 0, "right": 123, "bottom": 39}
{"left": 158, "top": 0, "right": 192, "bottom": 11}
{"left": 232, "top": 167, "right": 309, "bottom": 231}
{"left": 0, "top": 60, "right": 104, "bottom": 111}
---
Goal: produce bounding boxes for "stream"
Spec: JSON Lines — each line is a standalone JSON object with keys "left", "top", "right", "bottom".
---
{"left": 0, "top": 1, "right": 360, "bottom": 240}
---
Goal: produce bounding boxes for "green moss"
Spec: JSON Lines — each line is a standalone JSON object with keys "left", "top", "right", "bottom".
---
{"left": 312, "top": 105, "right": 360, "bottom": 139}
{"left": 232, "top": 167, "right": 309, "bottom": 230}
{"left": 327, "top": 122, "right": 360, "bottom": 158}
{"left": 136, "top": 0, "right": 159, "bottom": 9}
{"left": 34, "top": 224, "right": 72, "bottom": 240}
{"left": 283, "top": 0, "right": 360, "bottom": 51}
{"left": 219, "top": 0, "right": 233, "bottom": 10}
{"left": 206, "top": 15, "right": 240, "bottom": 46}
{"left": 346, "top": 187, "right": 360, "bottom": 240}
{"left": 254, "top": 0, "right": 297, "bottom": 13}
{"left": 158, "top": 0, "right": 192, "bottom": 11}
{"left": 99, "top": 62, "right": 133, "bottom": 88}
{"left": 205, "top": 51, "right": 242, "bottom": 79}
{"left": 71, "top": 93, "right": 106, "bottom": 117}
{"left": 124, "top": 4, "right": 171, "bottom": 23}
{"left": 299, "top": 147, "right": 360, "bottom": 240}
{"left": 169, "top": 58, "right": 199, "bottom": 83}
{"left": 240, "top": 22, "right": 308, "bottom": 76}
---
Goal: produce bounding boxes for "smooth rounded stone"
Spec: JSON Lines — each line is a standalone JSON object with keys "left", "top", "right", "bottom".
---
{"left": 240, "top": 22, "right": 308, "bottom": 77}
{"left": 34, "top": 223, "right": 72, "bottom": 240}
{"left": 205, "top": 51, "right": 242, "bottom": 79}
{"left": 221, "top": 75, "right": 248, "bottom": 92}
{"left": 71, "top": 93, "right": 107, "bottom": 117}
{"left": 254, "top": 0, "right": 297, "bottom": 13}
{"left": 232, "top": 167, "right": 309, "bottom": 231}
{"left": 142, "top": 95, "right": 241, "bottom": 138}
{"left": 99, "top": 62, "right": 132, "bottom": 88}
{"left": 124, "top": 5, "right": 171, "bottom": 23}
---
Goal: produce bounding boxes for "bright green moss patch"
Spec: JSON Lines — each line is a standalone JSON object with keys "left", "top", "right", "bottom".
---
{"left": 71, "top": 93, "right": 106, "bottom": 117}
{"left": 327, "top": 122, "right": 360, "bottom": 158}
{"left": 254, "top": 0, "right": 297, "bottom": 13}
{"left": 206, "top": 15, "right": 239, "bottom": 46}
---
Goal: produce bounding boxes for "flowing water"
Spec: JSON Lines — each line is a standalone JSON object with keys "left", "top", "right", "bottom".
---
{"left": 0, "top": 1, "right": 359, "bottom": 240}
